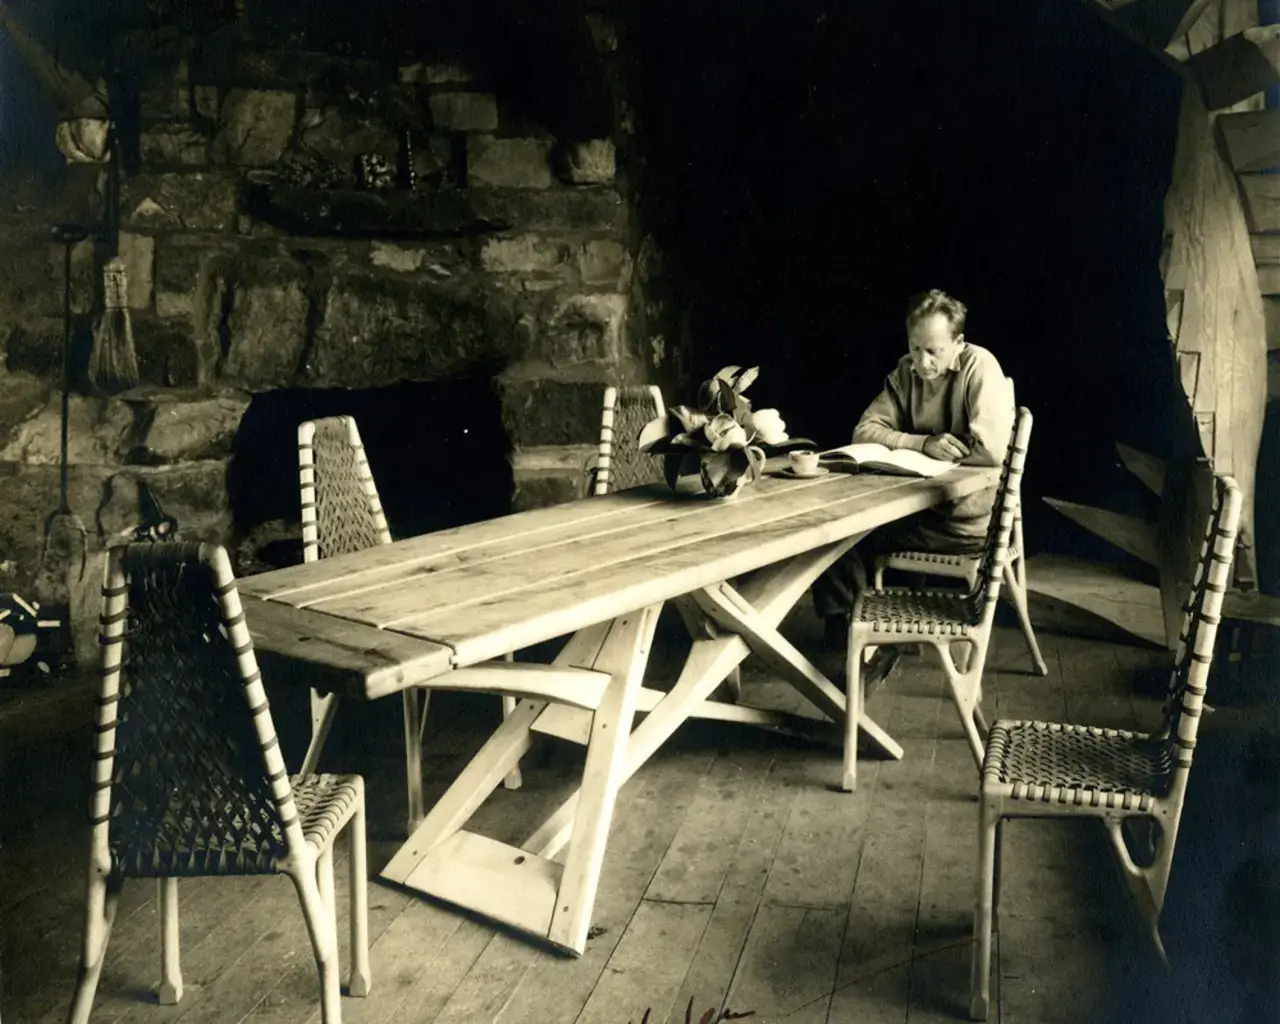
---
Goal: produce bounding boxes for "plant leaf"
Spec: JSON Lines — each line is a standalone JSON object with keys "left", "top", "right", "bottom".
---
{"left": 717, "top": 378, "right": 736, "bottom": 412}
{"left": 713, "top": 365, "right": 742, "bottom": 383}
{"left": 637, "top": 415, "right": 674, "bottom": 452}
{"left": 734, "top": 366, "right": 759, "bottom": 393}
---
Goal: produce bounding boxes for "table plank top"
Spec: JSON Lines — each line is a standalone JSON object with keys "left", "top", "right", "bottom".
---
{"left": 240, "top": 465, "right": 996, "bottom": 667}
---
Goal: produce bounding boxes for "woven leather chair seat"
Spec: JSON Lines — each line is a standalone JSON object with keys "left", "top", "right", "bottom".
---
{"left": 109, "top": 773, "right": 362, "bottom": 878}
{"left": 856, "top": 588, "right": 981, "bottom": 637}
{"left": 886, "top": 545, "right": 1019, "bottom": 570}
{"left": 294, "top": 773, "right": 363, "bottom": 848}
{"left": 983, "top": 720, "right": 1171, "bottom": 812}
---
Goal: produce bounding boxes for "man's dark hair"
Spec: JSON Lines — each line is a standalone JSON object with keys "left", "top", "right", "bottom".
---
{"left": 906, "top": 289, "right": 967, "bottom": 337}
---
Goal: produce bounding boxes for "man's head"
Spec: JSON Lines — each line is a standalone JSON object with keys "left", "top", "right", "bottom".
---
{"left": 905, "top": 289, "right": 967, "bottom": 381}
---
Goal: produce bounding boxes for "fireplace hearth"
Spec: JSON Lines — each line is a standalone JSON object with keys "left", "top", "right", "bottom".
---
{"left": 229, "top": 377, "right": 515, "bottom": 573}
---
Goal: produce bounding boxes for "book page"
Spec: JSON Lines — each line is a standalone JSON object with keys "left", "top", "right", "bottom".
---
{"left": 860, "top": 448, "right": 957, "bottom": 478}
{"left": 819, "top": 442, "right": 890, "bottom": 463}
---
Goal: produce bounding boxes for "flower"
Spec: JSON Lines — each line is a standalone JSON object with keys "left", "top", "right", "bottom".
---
{"left": 749, "top": 408, "right": 788, "bottom": 445}
{"left": 704, "top": 412, "right": 749, "bottom": 452}
{"left": 633, "top": 365, "right": 814, "bottom": 497}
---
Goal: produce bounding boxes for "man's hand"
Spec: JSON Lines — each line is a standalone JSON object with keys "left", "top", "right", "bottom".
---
{"left": 923, "top": 433, "right": 970, "bottom": 461}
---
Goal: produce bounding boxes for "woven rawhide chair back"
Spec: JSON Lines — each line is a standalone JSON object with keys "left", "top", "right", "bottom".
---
{"left": 1156, "top": 474, "right": 1242, "bottom": 801}
{"left": 964, "top": 407, "right": 1033, "bottom": 624}
{"left": 592, "top": 385, "right": 667, "bottom": 495}
{"left": 93, "top": 542, "right": 306, "bottom": 878}
{"left": 299, "top": 416, "right": 392, "bottom": 563}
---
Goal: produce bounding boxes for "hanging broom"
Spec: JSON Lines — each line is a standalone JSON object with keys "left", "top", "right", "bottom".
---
{"left": 86, "top": 124, "right": 139, "bottom": 395}
{"left": 87, "top": 255, "right": 139, "bottom": 394}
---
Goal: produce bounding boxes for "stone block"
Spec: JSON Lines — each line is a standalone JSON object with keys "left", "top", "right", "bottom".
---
{"left": 213, "top": 89, "right": 297, "bottom": 167}
{"left": 3, "top": 320, "right": 65, "bottom": 379}
{"left": 554, "top": 139, "right": 617, "bottom": 185}
{"left": 129, "top": 392, "right": 252, "bottom": 464}
{"left": 131, "top": 319, "right": 204, "bottom": 388}
{"left": 117, "top": 233, "right": 155, "bottom": 311}
{"left": 467, "top": 136, "right": 553, "bottom": 189}
{"left": 223, "top": 262, "right": 312, "bottom": 389}
{"left": 480, "top": 234, "right": 570, "bottom": 274}
{"left": 138, "top": 61, "right": 189, "bottom": 124}
{"left": 511, "top": 469, "right": 583, "bottom": 511}
{"left": 42, "top": 237, "right": 97, "bottom": 316}
{"left": 153, "top": 243, "right": 206, "bottom": 320}
{"left": 310, "top": 276, "right": 505, "bottom": 388}
{"left": 428, "top": 92, "right": 498, "bottom": 133}
{"left": 121, "top": 173, "right": 240, "bottom": 233}
{"left": 577, "top": 239, "right": 630, "bottom": 287}
{"left": 469, "top": 187, "right": 625, "bottom": 233}
{"left": 370, "top": 242, "right": 427, "bottom": 273}
{"left": 193, "top": 85, "right": 219, "bottom": 122}
{"left": 139, "top": 123, "right": 209, "bottom": 167}
{"left": 0, "top": 393, "right": 134, "bottom": 466}
{"left": 0, "top": 371, "right": 54, "bottom": 447}
{"left": 400, "top": 62, "right": 473, "bottom": 86}
{"left": 495, "top": 369, "right": 609, "bottom": 448}
{"left": 537, "top": 293, "right": 627, "bottom": 365}
{"left": 412, "top": 133, "right": 456, "bottom": 189}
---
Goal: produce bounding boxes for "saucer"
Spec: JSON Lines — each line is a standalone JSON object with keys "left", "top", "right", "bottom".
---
{"left": 781, "top": 466, "right": 829, "bottom": 479}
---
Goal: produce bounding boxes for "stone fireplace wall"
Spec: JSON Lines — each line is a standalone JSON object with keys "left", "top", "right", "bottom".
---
{"left": 0, "top": 2, "right": 685, "bottom": 669}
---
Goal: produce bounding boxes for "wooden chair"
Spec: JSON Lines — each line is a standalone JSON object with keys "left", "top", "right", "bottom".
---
{"left": 66, "top": 542, "right": 370, "bottom": 1024}
{"left": 968, "top": 474, "right": 1243, "bottom": 1021}
{"left": 299, "top": 416, "right": 519, "bottom": 832}
{"left": 587, "top": 385, "right": 668, "bottom": 496}
{"left": 870, "top": 381, "right": 1047, "bottom": 677}
{"left": 843, "top": 408, "right": 1033, "bottom": 791}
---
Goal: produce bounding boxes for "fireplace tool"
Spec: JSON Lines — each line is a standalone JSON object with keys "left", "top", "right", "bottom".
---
{"left": 38, "top": 223, "right": 94, "bottom": 589}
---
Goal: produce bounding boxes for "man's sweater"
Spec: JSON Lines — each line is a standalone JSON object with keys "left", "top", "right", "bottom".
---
{"left": 852, "top": 341, "right": 1014, "bottom": 533}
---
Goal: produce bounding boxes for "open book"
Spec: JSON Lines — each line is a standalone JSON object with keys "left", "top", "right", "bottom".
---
{"left": 819, "top": 443, "right": 958, "bottom": 478}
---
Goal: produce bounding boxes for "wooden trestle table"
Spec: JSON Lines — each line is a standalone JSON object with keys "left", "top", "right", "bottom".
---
{"left": 238, "top": 462, "right": 998, "bottom": 956}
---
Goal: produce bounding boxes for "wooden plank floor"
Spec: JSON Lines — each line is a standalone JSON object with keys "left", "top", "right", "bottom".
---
{"left": 3, "top": 593, "right": 1278, "bottom": 1024}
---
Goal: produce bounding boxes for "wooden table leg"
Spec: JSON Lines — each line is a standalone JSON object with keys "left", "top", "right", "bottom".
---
{"left": 524, "top": 539, "right": 901, "bottom": 862}
{"left": 379, "top": 607, "right": 662, "bottom": 956}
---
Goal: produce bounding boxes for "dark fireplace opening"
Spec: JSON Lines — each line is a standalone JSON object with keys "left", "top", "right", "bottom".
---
{"left": 228, "top": 375, "right": 514, "bottom": 572}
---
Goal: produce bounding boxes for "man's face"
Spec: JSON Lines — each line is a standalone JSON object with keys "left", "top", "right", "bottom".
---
{"left": 907, "top": 313, "right": 962, "bottom": 381}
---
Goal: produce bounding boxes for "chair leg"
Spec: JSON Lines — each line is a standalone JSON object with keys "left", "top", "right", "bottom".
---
{"left": 303, "top": 692, "right": 341, "bottom": 775}
{"left": 66, "top": 874, "right": 122, "bottom": 1024}
{"left": 940, "top": 643, "right": 987, "bottom": 769}
{"left": 402, "top": 688, "right": 427, "bottom": 832}
{"left": 969, "top": 800, "right": 1000, "bottom": 1022}
{"left": 158, "top": 878, "right": 183, "bottom": 1004}
{"left": 1004, "top": 561, "right": 1048, "bottom": 676}
{"left": 318, "top": 846, "right": 337, "bottom": 921}
{"left": 292, "top": 864, "right": 343, "bottom": 1024}
{"left": 347, "top": 796, "right": 371, "bottom": 998}
{"left": 843, "top": 634, "right": 864, "bottom": 792}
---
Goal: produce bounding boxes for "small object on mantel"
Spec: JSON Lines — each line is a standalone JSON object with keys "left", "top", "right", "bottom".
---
{"left": 356, "top": 153, "right": 396, "bottom": 190}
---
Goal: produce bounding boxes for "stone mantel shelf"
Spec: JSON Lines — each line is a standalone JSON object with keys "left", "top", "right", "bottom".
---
{"left": 243, "top": 178, "right": 511, "bottom": 239}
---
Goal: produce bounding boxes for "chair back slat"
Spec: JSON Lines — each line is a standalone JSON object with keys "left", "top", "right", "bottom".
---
{"left": 1159, "top": 476, "right": 1242, "bottom": 781}
{"left": 967, "top": 406, "right": 1033, "bottom": 620}
{"left": 299, "top": 416, "right": 392, "bottom": 562}
{"left": 594, "top": 385, "right": 667, "bottom": 495}
{"left": 94, "top": 543, "right": 305, "bottom": 878}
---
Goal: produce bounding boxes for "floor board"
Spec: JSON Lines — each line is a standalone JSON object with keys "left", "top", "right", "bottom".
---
{"left": 2, "top": 593, "right": 1274, "bottom": 1024}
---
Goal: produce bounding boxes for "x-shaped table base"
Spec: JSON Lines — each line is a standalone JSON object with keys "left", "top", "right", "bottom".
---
{"left": 379, "top": 536, "right": 902, "bottom": 954}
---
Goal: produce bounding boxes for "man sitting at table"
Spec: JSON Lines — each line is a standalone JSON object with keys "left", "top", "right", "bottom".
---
{"left": 811, "top": 288, "right": 1015, "bottom": 653}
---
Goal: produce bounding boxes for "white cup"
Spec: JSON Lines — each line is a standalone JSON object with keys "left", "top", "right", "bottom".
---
{"left": 789, "top": 450, "right": 820, "bottom": 476}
